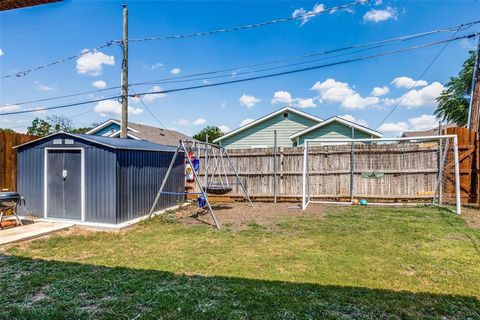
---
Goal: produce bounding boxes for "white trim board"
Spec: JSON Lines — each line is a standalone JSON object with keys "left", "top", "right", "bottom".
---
{"left": 213, "top": 106, "right": 323, "bottom": 143}
{"left": 290, "top": 116, "right": 383, "bottom": 140}
{"left": 85, "top": 119, "right": 140, "bottom": 135}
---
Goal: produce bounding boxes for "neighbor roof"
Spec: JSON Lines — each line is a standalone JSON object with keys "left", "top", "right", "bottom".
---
{"left": 213, "top": 107, "right": 323, "bottom": 143}
{"left": 85, "top": 119, "right": 190, "bottom": 146}
{"left": 15, "top": 132, "right": 179, "bottom": 152}
{"left": 289, "top": 116, "right": 383, "bottom": 140}
{"left": 401, "top": 123, "right": 457, "bottom": 138}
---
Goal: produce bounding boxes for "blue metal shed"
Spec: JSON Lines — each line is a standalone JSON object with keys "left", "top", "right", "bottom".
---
{"left": 15, "top": 132, "right": 184, "bottom": 224}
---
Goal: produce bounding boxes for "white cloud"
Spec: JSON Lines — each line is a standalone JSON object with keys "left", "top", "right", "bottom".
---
{"left": 311, "top": 78, "right": 379, "bottom": 110}
{"left": 0, "top": 49, "right": 3, "bottom": 57}
{"left": 370, "top": 86, "right": 389, "bottom": 97}
{"left": 378, "top": 121, "right": 409, "bottom": 134}
{"left": 219, "top": 125, "right": 230, "bottom": 133}
{"left": 143, "top": 85, "right": 167, "bottom": 103}
{"left": 240, "top": 118, "right": 255, "bottom": 127}
{"left": 408, "top": 114, "right": 438, "bottom": 131}
{"left": 391, "top": 76, "right": 428, "bottom": 89}
{"left": 92, "top": 80, "right": 107, "bottom": 89}
{"left": 1, "top": 104, "right": 20, "bottom": 112}
{"left": 170, "top": 68, "right": 181, "bottom": 75}
{"left": 296, "top": 98, "right": 317, "bottom": 108}
{"left": 271, "top": 91, "right": 293, "bottom": 105}
{"left": 363, "top": 6, "right": 397, "bottom": 23}
{"left": 174, "top": 119, "right": 190, "bottom": 126}
{"left": 239, "top": 94, "right": 261, "bottom": 109}
{"left": 377, "top": 114, "right": 439, "bottom": 135}
{"left": 151, "top": 62, "right": 164, "bottom": 70}
{"left": 193, "top": 118, "right": 206, "bottom": 126}
{"left": 76, "top": 49, "right": 114, "bottom": 76}
{"left": 94, "top": 100, "right": 143, "bottom": 117}
{"left": 271, "top": 90, "right": 318, "bottom": 108}
{"left": 383, "top": 82, "right": 444, "bottom": 109}
{"left": 374, "top": 0, "right": 383, "bottom": 5}
{"left": 220, "top": 101, "right": 228, "bottom": 108}
{"left": 34, "top": 81, "right": 54, "bottom": 91}
{"left": 339, "top": 114, "right": 368, "bottom": 127}
{"left": 292, "top": 3, "right": 325, "bottom": 25}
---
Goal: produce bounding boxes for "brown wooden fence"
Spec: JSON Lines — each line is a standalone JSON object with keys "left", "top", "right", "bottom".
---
{"left": 444, "top": 127, "right": 479, "bottom": 204}
{"left": 0, "top": 132, "right": 38, "bottom": 191}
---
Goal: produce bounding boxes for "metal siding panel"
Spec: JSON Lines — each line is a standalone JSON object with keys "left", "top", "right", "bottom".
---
{"left": 116, "top": 149, "right": 184, "bottom": 223}
{"left": 17, "top": 147, "right": 44, "bottom": 217}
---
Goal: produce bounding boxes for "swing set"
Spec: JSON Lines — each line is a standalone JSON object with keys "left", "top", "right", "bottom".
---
{"left": 147, "top": 140, "right": 253, "bottom": 229}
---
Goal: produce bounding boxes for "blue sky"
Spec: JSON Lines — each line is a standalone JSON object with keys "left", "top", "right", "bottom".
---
{"left": 1, "top": 0, "right": 479, "bottom": 137}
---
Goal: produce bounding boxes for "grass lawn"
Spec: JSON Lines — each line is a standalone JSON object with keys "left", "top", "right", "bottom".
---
{"left": 1, "top": 205, "right": 479, "bottom": 319}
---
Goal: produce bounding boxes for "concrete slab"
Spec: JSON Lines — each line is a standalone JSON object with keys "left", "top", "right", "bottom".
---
{"left": 0, "top": 222, "right": 73, "bottom": 245}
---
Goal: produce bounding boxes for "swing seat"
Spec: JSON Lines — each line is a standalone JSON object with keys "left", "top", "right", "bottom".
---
{"left": 203, "top": 186, "right": 232, "bottom": 195}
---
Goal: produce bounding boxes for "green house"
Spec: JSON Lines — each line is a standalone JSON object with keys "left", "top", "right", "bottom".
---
{"left": 214, "top": 107, "right": 382, "bottom": 149}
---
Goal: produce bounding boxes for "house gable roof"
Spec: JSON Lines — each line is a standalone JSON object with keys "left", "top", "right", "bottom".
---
{"left": 213, "top": 106, "right": 323, "bottom": 143}
{"left": 85, "top": 119, "right": 190, "bottom": 146}
{"left": 85, "top": 119, "right": 139, "bottom": 135}
{"left": 289, "top": 116, "right": 383, "bottom": 140}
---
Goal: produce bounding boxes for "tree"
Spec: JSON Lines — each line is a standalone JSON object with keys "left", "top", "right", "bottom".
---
{"left": 26, "top": 115, "right": 75, "bottom": 137}
{"left": 0, "top": 128, "right": 16, "bottom": 134}
{"left": 435, "top": 50, "right": 476, "bottom": 126}
{"left": 27, "top": 118, "right": 52, "bottom": 136}
{"left": 192, "top": 126, "right": 224, "bottom": 142}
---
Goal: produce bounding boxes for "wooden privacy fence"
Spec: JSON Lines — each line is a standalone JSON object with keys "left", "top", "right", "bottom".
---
{"left": 0, "top": 132, "right": 38, "bottom": 191}
{"left": 444, "top": 127, "right": 479, "bottom": 204}
{"left": 198, "top": 131, "right": 478, "bottom": 204}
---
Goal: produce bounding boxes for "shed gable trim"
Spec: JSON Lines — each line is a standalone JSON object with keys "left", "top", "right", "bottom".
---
{"left": 289, "top": 116, "right": 383, "bottom": 140}
{"left": 213, "top": 107, "right": 323, "bottom": 143}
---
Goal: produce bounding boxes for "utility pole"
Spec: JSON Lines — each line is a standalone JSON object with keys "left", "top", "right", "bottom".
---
{"left": 467, "top": 33, "right": 480, "bottom": 134}
{"left": 120, "top": 3, "right": 129, "bottom": 139}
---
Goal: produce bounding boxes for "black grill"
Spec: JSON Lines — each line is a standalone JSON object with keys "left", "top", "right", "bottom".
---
{"left": 0, "top": 192, "right": 24, "bottom": 229}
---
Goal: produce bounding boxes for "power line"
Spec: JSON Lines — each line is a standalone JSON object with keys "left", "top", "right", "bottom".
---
{"left": 129, "top": 87, "right": 167, "bottom": 129}
{"left": 4, "top": 21, "right": 478, "bottom": 108}
{"left": 1, "top": 7, "right": 113, "bottom": 38}
{"left": 0, "top": 0, "right": 365, "bottom": 80}
{"left": 1, "top": 41, "right": 116, "bottom": 79}
{"left": 128, "top": 0, "right": 368, "bottom": 43}
{"left": 375, "top": 28, "right": 465, "bottom": 129}
{"left": 1, "top": 33, "right": 476, "bottom": 116}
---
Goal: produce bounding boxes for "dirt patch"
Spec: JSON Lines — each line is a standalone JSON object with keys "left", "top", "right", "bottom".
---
{"left": 461, "top": 206, "right": 480, "bottom": 228}
{"left": 173, "top": 202, "right": 327, "bottom": 230}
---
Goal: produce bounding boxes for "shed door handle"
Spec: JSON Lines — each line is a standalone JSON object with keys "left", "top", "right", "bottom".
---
{"left": 62, "top": 170, "right": 67, "bottom": 179}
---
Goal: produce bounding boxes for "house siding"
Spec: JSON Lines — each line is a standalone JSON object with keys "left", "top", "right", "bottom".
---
{"left": 297, "top": 122, "right": 372, "bottom": 145}
{"left": 220, "top": 112, "right": 319, "bottom": 149}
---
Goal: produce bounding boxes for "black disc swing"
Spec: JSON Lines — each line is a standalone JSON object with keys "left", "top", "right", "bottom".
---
{"left": 203, "top": 145, "right": 233, "bottom": 195}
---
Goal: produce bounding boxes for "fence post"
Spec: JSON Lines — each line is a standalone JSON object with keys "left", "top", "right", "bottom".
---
{"left": 302, "top": 141, "right": 308, "bottom": 210}
{"left": 453, "top": 135, "right": 462, "bottom": 215}
{"left": 273, "top": 130, "right": 277, "bottom": 204}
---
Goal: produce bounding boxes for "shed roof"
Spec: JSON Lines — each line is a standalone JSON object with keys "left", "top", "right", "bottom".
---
{"left": 289, "top": 116, "right": 383, "bottom": 140}
{"left": 15, "top": 132, "right": 179, "bottom": 152}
